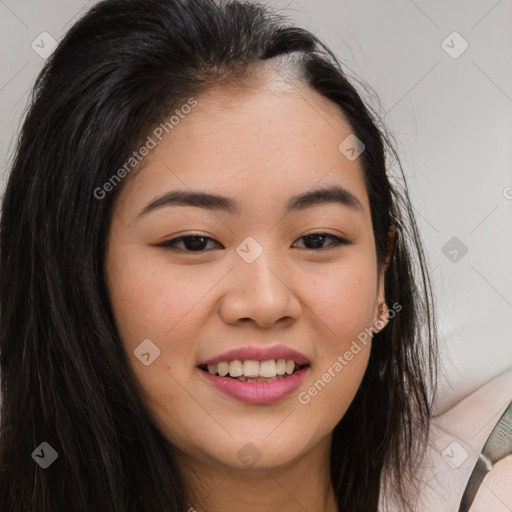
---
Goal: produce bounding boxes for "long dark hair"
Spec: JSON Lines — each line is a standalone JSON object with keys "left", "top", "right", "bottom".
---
{"left": 0, "top": 0, "right": 438, "bottom": 510}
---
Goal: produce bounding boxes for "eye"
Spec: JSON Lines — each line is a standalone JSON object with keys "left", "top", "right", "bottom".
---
{"left": 156, "top": 232, "right": 349, "bottom": 252}
{"left": 156, "top": 234, "right": 221, "bottom": 252}
{"left": 292, "top": 232, "right": 349, "bottom": 250}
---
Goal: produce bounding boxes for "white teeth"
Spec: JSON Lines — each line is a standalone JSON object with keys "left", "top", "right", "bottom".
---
{"left": 217, "top": 361, "right": 230, "bottom": 377}
{"left": 204, "top": 358, "right": 304, "bottom": 379}
{"left": 229, "top": 360, "right": 243, "bottom": 377}
{"left": 243, "top": 360, "right": 260, "bottom": 377}
{"left": 260, "top": 360, "right": 277, "bottom": 378}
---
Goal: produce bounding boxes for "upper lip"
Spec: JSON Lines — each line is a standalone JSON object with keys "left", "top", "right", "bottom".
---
{"left": 198, "top": 344, "right": 310, "bottom": 366}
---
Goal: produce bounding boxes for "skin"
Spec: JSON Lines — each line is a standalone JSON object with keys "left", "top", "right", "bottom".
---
{"left": 105, "top": 67, "right": 394, "bottom": 512}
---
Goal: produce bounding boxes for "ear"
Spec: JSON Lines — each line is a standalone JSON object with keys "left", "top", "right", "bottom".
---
{"left": 375, "top": 226, "right": 397, "bottom": 330}
{"left": 383, "top": 225, "right": 397, "bottom": 272}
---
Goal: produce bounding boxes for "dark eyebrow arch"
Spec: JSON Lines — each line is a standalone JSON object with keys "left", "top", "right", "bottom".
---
{"left": 135, "top": 184, "right": 364, "bottom": 221}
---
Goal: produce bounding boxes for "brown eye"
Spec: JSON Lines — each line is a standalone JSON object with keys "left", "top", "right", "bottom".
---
{"left": 293, "top": 233, "right": 349, "bottom": 250}
{"left": 158, "top": 235, "right": 222, "bottom": 252}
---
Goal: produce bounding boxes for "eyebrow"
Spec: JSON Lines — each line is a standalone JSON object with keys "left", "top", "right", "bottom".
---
{"left": 135, "top": 184, "right": 364, "bottom": 221}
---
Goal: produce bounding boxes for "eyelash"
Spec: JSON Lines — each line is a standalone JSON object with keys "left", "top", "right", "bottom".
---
{"left": 156, "top": 232, "right": 350, "bottom": 252}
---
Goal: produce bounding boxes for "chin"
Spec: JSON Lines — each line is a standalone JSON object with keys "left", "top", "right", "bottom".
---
{"left": 182, "top": 433, "right": 307, "bottom": 472}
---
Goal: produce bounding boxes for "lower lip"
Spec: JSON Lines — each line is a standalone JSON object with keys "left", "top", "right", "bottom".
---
{"left": 198, "top": 366, "right": 310, "bottom": 404}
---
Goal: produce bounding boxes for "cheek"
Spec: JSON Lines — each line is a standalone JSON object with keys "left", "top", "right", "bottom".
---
{"left": 106, "top": 247, "right": 214, "bottom": 350}
{"left": 302, "top": 257, "right": 378, "bottom": 355}
{"left": 292, "top": 256, "right": 377, "bottom": 421}
{"left": 295, "top": 341, "right": 371, "bottom": 448}
{"left": 105, "top": 247, "right": 214, "bottom": 425}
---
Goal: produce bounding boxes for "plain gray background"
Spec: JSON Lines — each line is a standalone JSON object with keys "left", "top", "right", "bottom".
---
{"left": 0, "top": 0, "right": 511, "bottom": 414}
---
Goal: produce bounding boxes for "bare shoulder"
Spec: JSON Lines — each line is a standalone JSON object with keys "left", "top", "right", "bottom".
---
{"left": 378, "top": 368, "right": 512, "bottom": 512}
{"left": 470, "top": 455, "right": 512, "bottom": 512}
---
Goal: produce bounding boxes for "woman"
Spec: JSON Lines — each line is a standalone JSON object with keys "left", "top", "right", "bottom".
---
{"left": 0, "top": 0, "right": 438, "bottom": 510}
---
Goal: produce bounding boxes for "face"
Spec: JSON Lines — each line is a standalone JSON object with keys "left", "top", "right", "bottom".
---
{"left": 105, "top": 72, "right": 389, "bottom": 478}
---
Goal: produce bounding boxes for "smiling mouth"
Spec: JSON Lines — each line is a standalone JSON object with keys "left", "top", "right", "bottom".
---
{"left": 197, "top": 360, "right": 309, "bottom": 382}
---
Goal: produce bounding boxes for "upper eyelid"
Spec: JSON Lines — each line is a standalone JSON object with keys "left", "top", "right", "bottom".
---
{"left": 157, "top": 232, "right": 349, "bottom": 249}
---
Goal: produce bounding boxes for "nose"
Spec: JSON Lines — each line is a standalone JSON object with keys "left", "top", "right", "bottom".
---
{"left": 219, "top": 244, "right": 301, "bottom": 328}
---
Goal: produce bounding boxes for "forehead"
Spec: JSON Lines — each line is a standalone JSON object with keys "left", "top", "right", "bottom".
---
{"left": 116, "top": 76, "right": 370, "bottom": 218}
